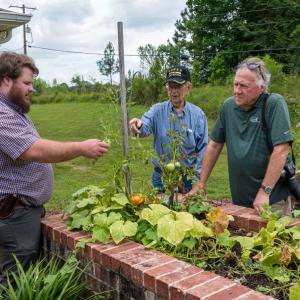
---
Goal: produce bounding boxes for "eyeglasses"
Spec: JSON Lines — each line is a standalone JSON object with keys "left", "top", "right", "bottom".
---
{"left": 237, "top": 62, "right": 266, "bottom": 82}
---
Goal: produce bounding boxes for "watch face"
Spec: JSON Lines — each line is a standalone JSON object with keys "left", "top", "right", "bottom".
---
{"left": 262, "top": 185, "right": 272, "bottom": 194}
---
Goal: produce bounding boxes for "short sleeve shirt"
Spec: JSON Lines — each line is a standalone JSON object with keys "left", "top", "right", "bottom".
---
{"left": 0, "top": 94, "right": 54, "bottom": 206}
{"left": 211, "top": 93, "right": 293, "bottom": 207}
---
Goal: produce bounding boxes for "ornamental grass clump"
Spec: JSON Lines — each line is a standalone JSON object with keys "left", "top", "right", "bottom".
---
{"left": 0, "top": 255, "right": 105, "bottom": 300}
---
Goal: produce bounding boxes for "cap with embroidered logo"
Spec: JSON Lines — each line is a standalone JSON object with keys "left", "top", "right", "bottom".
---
{"left": 166, "top": 65, "right": 191, "bottom": 85}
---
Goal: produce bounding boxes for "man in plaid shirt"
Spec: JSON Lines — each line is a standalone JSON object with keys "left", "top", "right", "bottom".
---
{"left": 0, "top": 52, "right": 110, "bottom": 286}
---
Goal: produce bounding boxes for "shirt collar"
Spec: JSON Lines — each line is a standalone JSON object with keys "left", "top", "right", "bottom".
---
{"left": 233, "top": 92, "right": 267, "bottom": 111}
{"left": 0, "top": 93, "right": 25, "bottom": 114}
{"left": 169, "top": 100, "right": 188, "bottom": 115}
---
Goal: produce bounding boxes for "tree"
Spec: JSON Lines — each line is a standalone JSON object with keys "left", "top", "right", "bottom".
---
{"left": 96, "top": 42, "right": 119, "bottom": 85}
{"left": 173, "top": 0, "right": 300, "bottom": 80}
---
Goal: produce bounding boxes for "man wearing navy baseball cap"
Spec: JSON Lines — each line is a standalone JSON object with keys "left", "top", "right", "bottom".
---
{"left": 129, "top": 65, "right": 208, "bottom": 199}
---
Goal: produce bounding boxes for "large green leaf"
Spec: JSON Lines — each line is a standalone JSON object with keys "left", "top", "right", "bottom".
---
{"left": 70, "top": 210, "right": 92, "bottom": 230}
{"left": 107, "top": 212, "right": 122, "bottom": 226}
{"left": 110, "top": 220, "right": 126, "bottom": 244}
{"left": 157, "top": 212, "right": 193, "bottom": 246}
{"left": 286, "top": 226, "right": 300, "bottom": 240}
{"left": 234, "top": 236, "right": 255, "bottom": 250}
{"left": 92, "top": 225, "right": 110, "bottom": 244}
{"left": 93, "top": 213, "right": 108, "bottom": 227}
{"left": 216, "top": 229, "right": 236, "bottom": 248}
{"left": 76, "top": 197, "right": 98, "bottom": 208}
{"left": 140, "top": 204, "right": 170, "bottom": 226}
{"left": 259, "top": 265, "right": 290, "bottom": 283}
{"left": 123, "top": 221, "right": 138, "bottom": 237}
{"left": 189, "top": 219, "right": 213, "bottom": 239}
{"left": 111, "top": 193, "right": 129, "bottom": 206}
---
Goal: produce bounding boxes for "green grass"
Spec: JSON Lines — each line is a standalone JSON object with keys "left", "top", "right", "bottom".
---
{"left": 29, "top": 102, "right": 230, "bottom": 210}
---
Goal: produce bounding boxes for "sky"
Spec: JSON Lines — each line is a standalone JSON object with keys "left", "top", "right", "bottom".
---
{"left": 0, "top": 0, "right": 186, "bottom": 85}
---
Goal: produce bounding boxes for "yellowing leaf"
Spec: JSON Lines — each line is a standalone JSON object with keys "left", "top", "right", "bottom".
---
{"left": 280, "top": 245, "right": 292, "bottom": 266}
{"left": 207, "top": 207, "right": 230, "bottom": 235}
{"left": 157, "top": 212, "right": 193, "bottom": 246}
{"left": 189, "top": 219, "right": 213, "bottom": 239}
{"left": 140, "top": 204, "right": 170, "bottom": 226}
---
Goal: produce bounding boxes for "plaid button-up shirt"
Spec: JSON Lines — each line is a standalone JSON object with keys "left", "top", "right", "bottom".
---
{"left": 0, "top": 93, "right": 53, "bottom": 206}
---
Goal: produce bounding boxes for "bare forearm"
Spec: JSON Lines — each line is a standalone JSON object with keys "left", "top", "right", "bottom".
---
{"left": 19, "top": 139, "right": 109, "bottom": 163}
{"left": 200, "top": 141, "right": 224, "bottom": 186}
{"left": 262, "top": 143, "right": 290, "bottom": 187}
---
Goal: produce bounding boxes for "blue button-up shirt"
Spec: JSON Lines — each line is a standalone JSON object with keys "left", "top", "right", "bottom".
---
{"left": 0, "top": 93, "right": 54, "bottom": 206}
{"left": 140, "top": 100, "right": 208, "bottom": 179}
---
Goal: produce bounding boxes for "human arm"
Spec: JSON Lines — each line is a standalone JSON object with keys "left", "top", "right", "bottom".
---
{"left": 129, "top": 104, "right": 159, "bottom": 137}
{"left": 129, "top": 118, "right": 143, "bottom": 135}
{"left": 186, "top": 140, "right": 224, "bottom": 196}
{"left": 19, "top": 139, "right": 109, "bottom": 163}
{"left": 253, "top": 143, "right": 290, "bottom": 214}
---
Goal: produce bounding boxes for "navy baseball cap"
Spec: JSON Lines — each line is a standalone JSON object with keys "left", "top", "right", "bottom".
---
{"left": 166, "top": 65, "right": 191, "bottom": 85}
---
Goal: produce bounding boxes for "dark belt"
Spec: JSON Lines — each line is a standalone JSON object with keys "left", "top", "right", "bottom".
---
{"left": 0, "top": 194, "right": 25, "bottom": 219}
{"left": 154, "top": 167, "right": 162, "bottom": 174}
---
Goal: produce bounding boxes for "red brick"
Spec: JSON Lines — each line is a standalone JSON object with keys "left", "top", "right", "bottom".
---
{"left": 230, "top": 207, "right": 254, "bottom": 217}
{"left": 156, "top": 264, "right": 203, "bottom": 299}
{"left": 144, "top": 260, "right": 185, "bottom": 293}
{"left": 117, "top": 247, "right": 162, "bottom": 275}
{"left": 186, "top": 277, "right": 234, "bottom": 300}
{"left": 53, "top": 225, "right": 67, "bottom": 242}
{"left": 66, "top": 231, "right": 89, "bottom": 250}
{"left": 220, "top": 203, "right": 245, "bottom": 214}
{"left": 170, "top": 270, "right": 217, "bottom": 299}
{"left": 204, "top": 284, "right": 251, "bottom": 300}
{"left": 92, "top": 243, "right": 118, "bottom": 264}
{"left": 131, "top": 254, "right": 173, "bottom": 287}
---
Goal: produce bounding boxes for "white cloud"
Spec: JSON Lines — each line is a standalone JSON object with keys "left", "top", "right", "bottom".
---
{"left": 0, "top": 0, "right": 185, "bottom": 85}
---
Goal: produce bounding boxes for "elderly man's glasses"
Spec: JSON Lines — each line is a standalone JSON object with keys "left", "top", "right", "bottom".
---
{"left": 237, "top": 62, "right": 265, "bottom": 82}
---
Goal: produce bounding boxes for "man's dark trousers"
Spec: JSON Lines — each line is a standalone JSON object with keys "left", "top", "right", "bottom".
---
{"left": 0, "top": 206, "right": 43, "bottom": 286}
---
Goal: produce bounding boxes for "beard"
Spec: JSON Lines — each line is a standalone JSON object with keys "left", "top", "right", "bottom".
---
{"left": 8, "top": 85, "right": 31, "bottom": 113}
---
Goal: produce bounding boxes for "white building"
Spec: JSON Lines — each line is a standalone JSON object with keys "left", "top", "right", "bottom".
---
{"left": 0, "top": 8, "right": 31, "bottom": 44}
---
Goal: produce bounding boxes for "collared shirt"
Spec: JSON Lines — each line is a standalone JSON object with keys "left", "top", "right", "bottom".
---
{"left": 140, "top": 100, "right": 208, "bottom": 178}
{"left": 211, "top": 92, "right": 293, "bottom": 207}
{"left": 0, "top": 93, "right": 54, "bottom": 206}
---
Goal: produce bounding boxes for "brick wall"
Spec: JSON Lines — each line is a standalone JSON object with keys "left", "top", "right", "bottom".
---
{"left": 41, "top": 204, "right": 275, "bottom": 300}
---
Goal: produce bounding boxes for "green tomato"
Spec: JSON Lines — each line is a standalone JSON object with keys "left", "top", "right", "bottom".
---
{"left": 175, "top": 161, "right": 181, "bottom": 168}
{"left": 166, "top": 162, "right": 176, "bottom": 171}
{"left": 103, "top": 137, "right": 111, "bottom": 146}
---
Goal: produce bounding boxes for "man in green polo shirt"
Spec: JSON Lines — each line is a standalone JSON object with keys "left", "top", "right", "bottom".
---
{"left": 197, "top": 57, "right": 293, "bottom": 214}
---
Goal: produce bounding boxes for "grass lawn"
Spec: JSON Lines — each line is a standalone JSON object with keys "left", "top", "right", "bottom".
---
{"left": 29, "top": 102, "right": 231, "bottom": 210}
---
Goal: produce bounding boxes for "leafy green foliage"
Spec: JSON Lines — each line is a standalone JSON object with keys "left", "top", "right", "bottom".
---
{"left": 173, "top": 0, "right": 300, "bottom": 82}
{"left": 65, "top": 185, "right": 138, "bottom": 244}
{"left": 96, "top": 41, "right": 119, "bottom": 85}
{"left": 0, "top": 255, "right": 104, "bottom": 300}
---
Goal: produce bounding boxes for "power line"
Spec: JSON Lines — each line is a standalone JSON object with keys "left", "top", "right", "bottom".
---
{"left": 28, "top": 44, "right": 300, "bottom": 59}
{"left": 182, "top": 19, "right": 300, "bottom": 33}
{"left": 199, "top": 46, "right": 300, "bottom": 56}
{"left": 28, "top": 45, "right": 153, "bottom": 57}
{"left": 187, "top": 4, "right": 300, "bottom": 18}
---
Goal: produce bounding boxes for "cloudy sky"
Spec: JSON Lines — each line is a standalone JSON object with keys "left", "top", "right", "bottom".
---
{"left": 1, "top": 0, "right": 186, "bottom": 85}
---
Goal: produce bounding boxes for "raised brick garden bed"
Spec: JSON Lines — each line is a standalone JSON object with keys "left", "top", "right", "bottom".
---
{"left": 41, "top": 204, "right": 275, "bottom": 300}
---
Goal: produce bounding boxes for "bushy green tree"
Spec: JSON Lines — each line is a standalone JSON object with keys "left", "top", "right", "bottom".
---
{"left": 97, "top": 42, "right": 119, "bottom": 85}
{"left": 174, "top": 0, "right": 300, "bottom": 80}
{"left": 208, "top": 55, "right": 228, "bottom": 85}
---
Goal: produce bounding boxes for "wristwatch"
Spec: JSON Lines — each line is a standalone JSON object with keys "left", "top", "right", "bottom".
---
{"left": 260, "top": 184, "right": 273, "bottom": 195}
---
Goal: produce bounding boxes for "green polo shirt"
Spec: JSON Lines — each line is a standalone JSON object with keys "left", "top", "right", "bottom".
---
{"left": 211, "top": 93, "right": 293, "bottom": 208}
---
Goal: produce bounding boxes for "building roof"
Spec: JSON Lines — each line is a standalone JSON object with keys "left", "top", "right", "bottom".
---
{"left": 0, "top": 8, "right": 32, "bottom": 43}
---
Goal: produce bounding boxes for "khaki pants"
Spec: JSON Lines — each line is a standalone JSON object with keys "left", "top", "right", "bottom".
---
{"left": 271, "top": 195, "right": 295, "bottom": 216}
